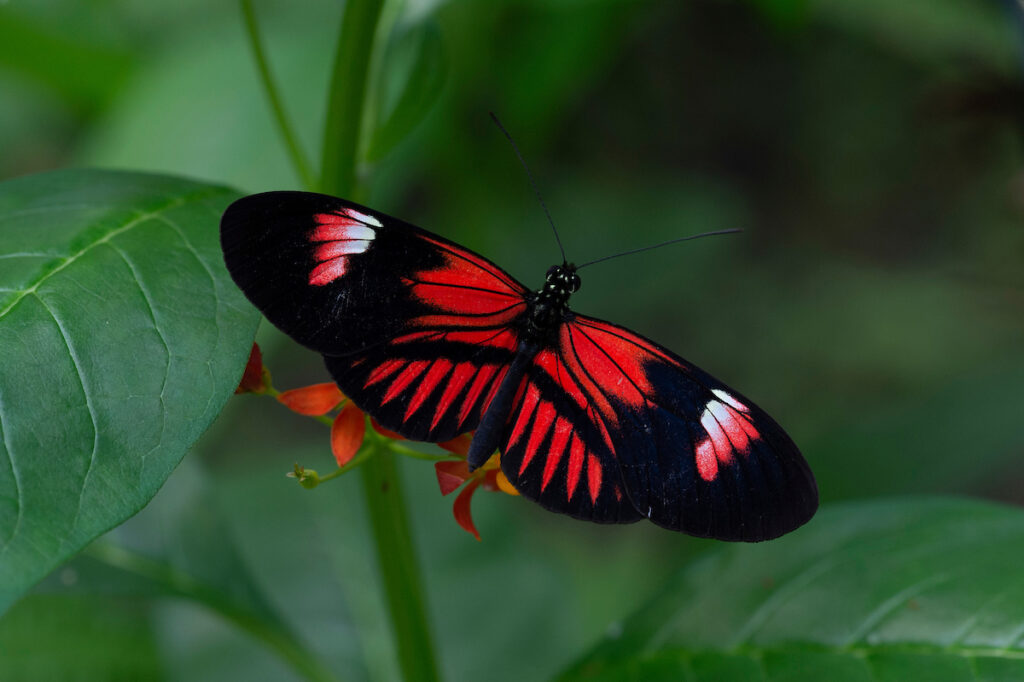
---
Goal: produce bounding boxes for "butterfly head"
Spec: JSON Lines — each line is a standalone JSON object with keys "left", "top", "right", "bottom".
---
{"left": 528, "top": 264, "right": 580, "bottom": 339}
{"left": 545, "top": 263, "right": 581, "bottom": 296}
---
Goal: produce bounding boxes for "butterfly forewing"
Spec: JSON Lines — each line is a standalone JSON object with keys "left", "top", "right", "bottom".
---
{"left": 221, "top": 192, "right": 530, "bottom": 440}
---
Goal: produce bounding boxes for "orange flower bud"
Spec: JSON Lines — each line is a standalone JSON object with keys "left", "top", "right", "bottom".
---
{"left": 277, "top": 383, "right": 344, "bottom": 415}
{"left": 235, "top": 343, "right": 266, "bottom": 394}
{"left": 331, "top": 404, "right": 366, "bottom": 467}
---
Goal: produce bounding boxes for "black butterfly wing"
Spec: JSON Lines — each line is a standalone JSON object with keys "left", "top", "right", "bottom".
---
{"left": 221, "top": 191, "right": 529, "bottom": 440}
{"left": 498, "top": 312, "right": 817, "bottom": 541}
{"left": 495, "top": 343, "right": 645, "bottom": 525}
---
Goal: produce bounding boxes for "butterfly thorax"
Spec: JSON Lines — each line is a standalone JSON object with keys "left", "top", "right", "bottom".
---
{"left": 526, "top": 263, "right": 581, "bottom": 341}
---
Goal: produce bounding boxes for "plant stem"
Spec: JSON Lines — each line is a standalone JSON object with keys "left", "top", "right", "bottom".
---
{"left": 316, "top": 2, "right": 441, "bottom": 679}
{"left": 239, "top": 0, "right": 317, "bottom": 190}
{"left": 319, "top": 0, "right": 385, "bottom": 196}
{"left": 359, "top": 435, "right": 441, "bottom": 682}
{"left": 86, "top": 542, "right": 340, "bottom": 682}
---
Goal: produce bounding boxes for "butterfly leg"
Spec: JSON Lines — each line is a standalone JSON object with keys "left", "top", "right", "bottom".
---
{"left": 467, "top": 342, "right": 539, "bottom": 471}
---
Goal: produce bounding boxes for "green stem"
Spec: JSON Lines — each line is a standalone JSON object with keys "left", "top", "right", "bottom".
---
{"left": 240, "top": 0, "right": 317, "bottom": 190}
{"left": 315, "top": 3, "right": 441, "bottom": 678}
{"left": 359, "top": 435, "right": 441, "bottom": 682}
{"left": 85, "top": 542, "right": 340, "bottom": 682}
{"left": 319, "top": 0, "right": 385, "bottom": 196}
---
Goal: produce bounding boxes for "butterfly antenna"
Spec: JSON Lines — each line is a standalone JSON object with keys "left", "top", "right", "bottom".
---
{"left": 489, "top": 112, "right": 567, "bottom": 263}
{"left": 576, "top": 229, "right": 743, "bottom": 270}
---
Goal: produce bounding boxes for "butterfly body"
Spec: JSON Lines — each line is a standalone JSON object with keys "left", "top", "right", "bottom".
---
{"left": 221, "top": 191, "right": 817, "bottom": 541}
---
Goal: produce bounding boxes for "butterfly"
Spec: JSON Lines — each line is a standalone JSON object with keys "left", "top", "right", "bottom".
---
{"left": 220, "top": 191, "right": 817, "bottom": 541}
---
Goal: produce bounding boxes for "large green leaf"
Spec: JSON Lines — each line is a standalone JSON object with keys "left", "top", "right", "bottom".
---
{"left": 0, "top": 169, "right": 259, "bottom": 614}
{"left": 561, "top": 498, "right": 1024, "bottom": 680}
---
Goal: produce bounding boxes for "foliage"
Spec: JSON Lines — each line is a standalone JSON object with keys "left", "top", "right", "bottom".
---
{"left": 0, "top": 0, "right": 1021, "bottom": 680}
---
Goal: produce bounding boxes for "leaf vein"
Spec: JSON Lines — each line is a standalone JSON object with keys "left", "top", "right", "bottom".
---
{"left": 34, "top": 294, "right": 99, "bottom": 550}
{"left": 0, "top": 389, "right": 22, "bottom": 558}
{"left": 107, "top": 243, "right": 170, "bottom": 484}
{"left": 0, "top": 187, "right": 221, "bottom": 321}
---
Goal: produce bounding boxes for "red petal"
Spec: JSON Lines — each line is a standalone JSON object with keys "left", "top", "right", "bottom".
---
{"left": 482, "top": 469, "right": 500, "bottom": 491}
{"left": 453, "top": 478, "right": 483, "bottom": 541}
{"left": 435, "top": 460, "right": 471, "bottom": 496}
{"left": 439, "top": 433, "right": 472, "bottom": 456}
{"left": 371, "top": 418, "right": 405, "bottom": 441}
{"left": 277, "top": 383, "right": 344, "bottom": 415}
{"left": 235, "top": 343, "right": 265, "bottom": 394}
{"left": 331, "top": 404, "right": 365, "bottom": 467}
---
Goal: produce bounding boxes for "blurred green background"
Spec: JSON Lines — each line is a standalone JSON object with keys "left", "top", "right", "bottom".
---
{"left": 1, "top": 0, "right": 1022, "bottom": 679}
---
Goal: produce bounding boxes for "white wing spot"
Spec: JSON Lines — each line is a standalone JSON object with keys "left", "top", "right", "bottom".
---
{"left": 343, "top": 208, "right": 383, "bottom": 227}
{"left": 712, "top": 389, "right": 748, "bottom": 412}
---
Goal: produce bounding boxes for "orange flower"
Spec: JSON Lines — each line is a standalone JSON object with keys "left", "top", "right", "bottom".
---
{"left": 235, "top": 343, "right": 268, "bottom": 394}
{"left": 435, "top": 452, "right": 518, "bottom": 541}
{"left": 331, "top": 403, "right": 365, "bottom": 467}
{"left": 277, "top": 382, "right": 345, "bottom": 415}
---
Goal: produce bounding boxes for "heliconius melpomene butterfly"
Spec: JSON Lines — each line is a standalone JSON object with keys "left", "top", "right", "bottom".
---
{"left": 220, "top": 192, "right": 817, "bottom": 541}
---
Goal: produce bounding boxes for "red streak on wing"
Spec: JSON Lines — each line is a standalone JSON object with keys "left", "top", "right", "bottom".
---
{"left": 519, "top": 401, "right": 556, "bottom": 475}
{"left": 696, "top": 439, "right": 718, "bottom": 481}
{"left": 311, "top": 214, "right": 372, "bottom": 241}
{"left": 735, "top": 406, "right": 761, "bottom": 439}
{"left": 409, "top": 280, "right": 519, "bottom": 314}
{"left": 709, "top": 401, "right": 750, "bottom": 452}
{"left": 309, "top": 258, "right": 346, "bottom": 286}
{"left": 566, "top": 434, "right": 585, "bottom": 501}
{"left": 591, "top": 405, "right": 617, "bottom": 456}
{"left": 507, "top": 383, "right": 541, "bottom": 449}
{"left": 392, "top": 331, "right": 438, "bottom": 344}
{"left": 569, "top": 324, "right": 649, "bottom": 409}
{"left": 365, "top": 359, "right": 405, "bottom": 388}
{"left": 315, "top": 240, "right": 370, "bottom": 261}
{"left": 382, "top": 360, "right": 429, "bottom": 404}
{"left": 478, "top": 366, "right": 508, "bottom": 415}
{"left": 542, "top": 418, "right": 572, "bottom": 491}
{"left": 404, "top": 360, "right": 452, "bottom": 421}
{"left": 431, "top": 362, "right": 477, "bottom": 430}
{"left": 411, "top": 310, "right": 522, "bottom": 328}
{"left": 458, "top": 365, "right": 498, "bottom": 426}
{"left": 534, "top": 349, "right": 587, "bottom": 410}
{"left": 560, "top": 326, "right": 618, "bottom": 422}
{"left": 587, "top": 453, "right": 602, "bottom": 504}
{"left": 432, "top": 328, "right": 518, "bottom": 350}
{"left": 417, "top": 234, "right": 523, "bottom": 292}
{"left": 575, "top": 316, "right": 681, "bottom": 368}
{"left": 700, "top": 408, "right": 733, "bottom": 465}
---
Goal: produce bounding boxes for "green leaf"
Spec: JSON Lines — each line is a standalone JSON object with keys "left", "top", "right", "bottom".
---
{"left": 560, "top": 498, "right": 1024, "bottom": 681}
{"left": 0, "top": 169, "right": 259, "bottom": 614}
{"left": 0, "top": 594, "right": 164, "bottom": 680}
{"left": 365, "top": 20, "right": 447, "bottom": 162}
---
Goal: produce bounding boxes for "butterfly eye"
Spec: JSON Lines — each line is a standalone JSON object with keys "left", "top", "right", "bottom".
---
{"left": 569, "top": 273, "right": 581, "bottom": 292}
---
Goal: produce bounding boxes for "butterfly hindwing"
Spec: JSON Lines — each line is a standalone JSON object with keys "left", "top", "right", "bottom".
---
{"left": 494, "top": 346, "right": 643, "bottom": 525}
{"left": 221, "top": 192, "right": 530, "bottom": 440}
{"left": 323, "top": 327, "right": 518, "bottom": 441}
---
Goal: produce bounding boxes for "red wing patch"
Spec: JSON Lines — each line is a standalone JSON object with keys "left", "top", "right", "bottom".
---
{"left": 308, "top": 209, "right": 380, "bottom": 286}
